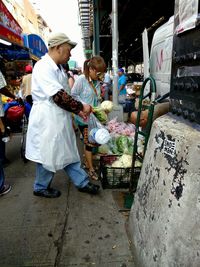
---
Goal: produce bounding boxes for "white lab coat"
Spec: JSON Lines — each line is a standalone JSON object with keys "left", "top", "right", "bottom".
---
{"left": 25, "top": 54, "right": 80, "bottom": 172}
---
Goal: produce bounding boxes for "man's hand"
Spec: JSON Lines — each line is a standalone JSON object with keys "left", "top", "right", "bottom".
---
{"left": 82, "top": 104, "right": 91, "bottom": 115}
{"left": 78, "top": 104, "right": 92, "bottom": 121}
{"left": 15, "top": 97, "right": 23, "bottom": 105}
{"left": 78, "top": 110, "right": 87, "bottom": 121}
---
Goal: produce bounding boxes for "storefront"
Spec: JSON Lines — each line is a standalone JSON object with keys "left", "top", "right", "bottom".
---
{"left": 0, "top": 1, "right": 47, "bottom": 96}
{"left": 0, "top": 0, "right": 30, "bottom": 93}
{"left": 0, "top": 0, "right": 23, "bottom": 47}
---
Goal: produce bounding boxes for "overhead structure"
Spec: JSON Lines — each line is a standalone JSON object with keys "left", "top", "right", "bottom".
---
{"left": 78, "top": 0, "right": 94, "bottom": 58}
{"left": 78, "top": 0, "right": 175, "bottom": 67}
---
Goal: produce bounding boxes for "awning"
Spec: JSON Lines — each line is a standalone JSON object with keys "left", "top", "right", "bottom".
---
{"left": 0, "top": 2, "right": 47, "bottom": 61}
{"left": 0, "top": 43, "right": 30, "bottom": 61}
{"left": 23, "top": 34, "right": 48, "bottom": 60}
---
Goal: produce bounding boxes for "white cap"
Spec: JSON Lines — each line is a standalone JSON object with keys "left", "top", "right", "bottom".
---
{"left": 95, "top": 128, "right": 111, "bottom": 144}
{"left": 48, "top": 32, "right": 77, "bottom": 48}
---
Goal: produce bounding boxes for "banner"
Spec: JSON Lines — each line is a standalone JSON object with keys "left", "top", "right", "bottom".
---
{"left": 0, "top": 0, "right": 23, "bottom": 46}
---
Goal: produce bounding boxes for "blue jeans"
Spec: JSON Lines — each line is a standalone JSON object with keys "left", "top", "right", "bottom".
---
{"left": 34, "top": 162, "right": 89, "bottom": 191}
{"left": 0, "top": 139, "right": 5, "bottom": 191}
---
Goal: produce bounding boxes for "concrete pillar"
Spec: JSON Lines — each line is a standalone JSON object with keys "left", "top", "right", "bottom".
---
{"left": 128, "top": 114, "right": 200, "bottom": 267}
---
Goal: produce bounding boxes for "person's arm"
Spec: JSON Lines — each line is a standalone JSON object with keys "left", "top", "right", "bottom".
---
{"left": 68, "top": 76, "right": 75, "bottom": 89}
{"left": 52, "top": 89, "right": 91, "bottom": 120}
{"left": 153, "top": 102, "right": 169, "bottom": 121}
{"left": 130, "top": 102, "right": 170, "bottom": 128}
{"left": 0, "top": 87, "right": 17, "bottom": 100}
{"left": 0, "top": 118, "right": 5, "bottom": 134}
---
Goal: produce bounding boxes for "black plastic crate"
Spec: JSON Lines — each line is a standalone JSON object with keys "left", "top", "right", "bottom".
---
{"left": 99, "top": 155, "right": 140, "bottom": 189}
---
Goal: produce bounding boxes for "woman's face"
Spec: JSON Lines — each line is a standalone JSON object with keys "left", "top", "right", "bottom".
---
{"left": 89, "top": 67, "right": 105, "bottom": 81}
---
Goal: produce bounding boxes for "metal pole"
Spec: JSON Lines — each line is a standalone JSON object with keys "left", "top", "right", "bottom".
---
{"left": 112, "top": 0, "right": 118, "bottom": 105}
{"left": 93, "top": 0, "right": 100, "bottom": 55}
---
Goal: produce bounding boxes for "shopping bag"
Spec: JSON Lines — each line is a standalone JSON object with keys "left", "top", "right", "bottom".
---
{"left": 88, "top": 113, "right": 110, "bottom": 145}
{"left": 6, "top": 105, "right": 25, "bottom": 122}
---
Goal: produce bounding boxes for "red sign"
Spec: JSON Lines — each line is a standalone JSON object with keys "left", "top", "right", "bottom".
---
{"left": 0, "top": 0, "right": 23, "bottom": 46}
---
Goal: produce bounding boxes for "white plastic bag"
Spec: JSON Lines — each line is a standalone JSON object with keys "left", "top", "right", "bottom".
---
{"left": 88, "top": 113, "right": 110, "bottom": 145}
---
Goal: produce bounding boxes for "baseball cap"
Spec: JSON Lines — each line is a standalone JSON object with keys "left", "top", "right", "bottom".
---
{"left": 118, "top": 68, "right": 124, "bottom": 73}
{"left": 48, "top": 32, "right": 77, "bottom": 48}
{"left": 25, "top": 65, "right": 32, "bottom": 73}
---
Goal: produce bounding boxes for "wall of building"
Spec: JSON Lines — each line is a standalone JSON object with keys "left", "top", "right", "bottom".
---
{"left": 2, "top": 0, "right": 51, "bottom": 44}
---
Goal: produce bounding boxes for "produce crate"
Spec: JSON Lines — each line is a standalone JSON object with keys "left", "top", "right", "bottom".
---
{"left": 99, "top": 155, "right": 140, "bottom": 189}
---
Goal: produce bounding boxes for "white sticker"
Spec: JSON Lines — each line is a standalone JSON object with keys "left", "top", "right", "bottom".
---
{"left": 163, "top": 139, "right": 176, "bottom": 157}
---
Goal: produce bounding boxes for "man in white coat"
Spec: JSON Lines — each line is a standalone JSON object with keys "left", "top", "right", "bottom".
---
{"left": 25, "top": 32, "right": 100, "bottom": 198}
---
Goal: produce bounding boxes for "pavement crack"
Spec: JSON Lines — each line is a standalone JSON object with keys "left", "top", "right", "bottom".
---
{"left": 54, "top": 183, "right": 71, "bottom": 267}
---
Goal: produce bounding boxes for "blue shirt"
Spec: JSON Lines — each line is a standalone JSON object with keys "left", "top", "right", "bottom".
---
{"left": 71, "top": 74, "right": 102, "bottom": 125}
{"left": 118, "top": 74, "right": 127, "bottom": 95}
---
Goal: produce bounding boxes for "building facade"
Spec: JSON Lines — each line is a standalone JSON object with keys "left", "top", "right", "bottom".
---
{"left": 2, "top": 0, "right": 51, "bottom": 44}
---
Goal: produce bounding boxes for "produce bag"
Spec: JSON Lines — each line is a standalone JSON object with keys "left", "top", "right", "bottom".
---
{"left": 88, "top": 113, "right": 111, "bottom": 145}
{"left": 92, "top": 106, "right": 108, "bottom": 123}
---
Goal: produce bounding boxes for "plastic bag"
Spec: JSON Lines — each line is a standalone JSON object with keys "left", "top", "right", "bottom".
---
{"left": 88, "top": 113, "right": 111, "bottom": 145}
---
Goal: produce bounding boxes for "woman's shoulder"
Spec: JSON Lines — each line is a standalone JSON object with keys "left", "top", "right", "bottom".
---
{"left": 77, "top": 74, "right": 86, "bottom": 81}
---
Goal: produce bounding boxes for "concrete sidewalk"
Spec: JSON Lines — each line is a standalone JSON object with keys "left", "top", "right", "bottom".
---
{"left": 0, "top": 135, "right": 134, "bottom": 267}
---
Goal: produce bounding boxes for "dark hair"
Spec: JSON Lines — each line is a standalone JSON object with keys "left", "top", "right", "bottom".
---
{"left": 72, "top": 69, "right": 78, "bottom": 75}
{"left": 62, "top": 63, "right": 70, "bottom": 72}
{"left": 83, "top": 56, "right": 107, "bottom": 80}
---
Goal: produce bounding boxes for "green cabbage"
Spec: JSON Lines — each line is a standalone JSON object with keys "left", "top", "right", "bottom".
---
{"left": 93, "top": 107, "right": 108, "bottom": 123}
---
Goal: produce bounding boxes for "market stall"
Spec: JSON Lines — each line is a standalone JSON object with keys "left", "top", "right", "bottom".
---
{"left": 88, "top": 101, "right": 144, "bottom": 191}
{"left": 0, "top": 0, "right": 30, "bottom": 95}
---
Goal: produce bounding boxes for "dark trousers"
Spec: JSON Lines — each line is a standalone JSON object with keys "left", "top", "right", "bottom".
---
{"left": 0, "top": 137, "right": 5, "bottom": 191}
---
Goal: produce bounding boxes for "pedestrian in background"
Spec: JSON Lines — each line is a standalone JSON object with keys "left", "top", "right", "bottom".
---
{"left": 72, "top": 69, "right": 79, "bottom": 81}
{"left": 62, "top": 63, "right": 75, "bottom": 90}
{"left": 19, "top": 64, "right": 33, "bottom": 106}
{"left": 0, "top": 70, "right": 12, "bottom": 196}
{"left": 102, "top": 70, "right": 112, "bottom": 100}
{"left": 71, "top": 56, "right": 106, "bottom": 181}
{"left": 118, "top": 68, "right": 127, "bottom": 104}
{"left": 0, "top": 69, "right": 21, "bottom": 168}
{"left": 25, "top": 32, "right": 100, "bottom": 198}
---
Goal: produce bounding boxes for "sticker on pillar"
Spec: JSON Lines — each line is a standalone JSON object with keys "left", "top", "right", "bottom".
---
{"left": 163, "top": 139, "right": 176, "bottom": 157}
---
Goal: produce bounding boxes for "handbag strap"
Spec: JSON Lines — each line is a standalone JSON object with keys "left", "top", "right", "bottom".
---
{"left": 88, "top": 79, "right": 98, "bottom": 96}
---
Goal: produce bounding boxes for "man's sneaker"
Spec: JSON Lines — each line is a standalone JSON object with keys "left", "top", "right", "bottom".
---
{"left": 0, "top": 184, "right": 11, "bottom": 196}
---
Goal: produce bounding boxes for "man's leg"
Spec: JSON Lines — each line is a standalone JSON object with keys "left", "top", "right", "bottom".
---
{"left": 64, "top": 162, "right": 100, "bottom": 195}
{"left": 0, "top": 162, "right": 5, "bottom": 191}
{"left": 34, "top": 163, "right": 54, "bottom": 191}
{"left": 64, "top": 162, "right": 88, "bottom": 188}
{"left": 33, "top": 163, "right": 60, "bottom": 198}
